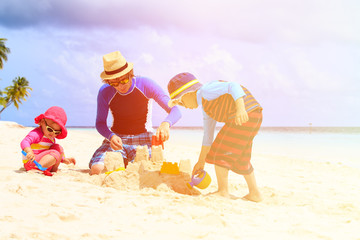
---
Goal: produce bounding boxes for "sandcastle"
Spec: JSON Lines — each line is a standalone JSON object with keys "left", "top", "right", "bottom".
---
{"left": 150, "top": 145, "right": 164, "bottom": 163}
{"left": 104, "top": 152, "right": 125, "bottom": 173}
{"left": 134, "top": 144, "right": 191, "bottom": 175}
{"left": 178, "top": 159, "right": 191, "bottom": 174}
{"left": 103, "top": 161, "right": 200, "bottom": 195}
{"left": 103, "top": 146, "right": 198, "bottom": 195}
{"left": 133, "top": 144, "right": 165, "bottom": 164}
{"left": 134, "top": 145, "right": 149, "bottom": 162}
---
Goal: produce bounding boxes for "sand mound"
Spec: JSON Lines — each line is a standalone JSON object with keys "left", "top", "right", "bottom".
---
{"left": 103, "top": 161, "right": 200, "bottom": 195}
{"left": 0, "top": 121, "right": 25, "bottom": 129}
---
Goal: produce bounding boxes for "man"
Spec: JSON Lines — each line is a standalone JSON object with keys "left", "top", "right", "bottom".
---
{"left": 89, "top": 51, "right": 181, "bottom": 175}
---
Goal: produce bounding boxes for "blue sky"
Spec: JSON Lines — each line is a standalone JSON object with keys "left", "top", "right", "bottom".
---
{"left": 0, "top": 0, "right": 359, "bottom": 127}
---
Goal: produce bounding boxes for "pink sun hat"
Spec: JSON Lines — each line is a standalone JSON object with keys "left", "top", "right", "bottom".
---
{"left": 34, "top": 106, "right": 68, "bottom": 139}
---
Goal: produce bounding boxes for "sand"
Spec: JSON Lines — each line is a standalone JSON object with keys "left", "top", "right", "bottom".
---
{"left": 0, "top": 121, "right": 359, "bottom": 240}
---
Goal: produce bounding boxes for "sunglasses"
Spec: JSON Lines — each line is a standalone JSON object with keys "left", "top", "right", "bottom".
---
{"left": 106, "top": 73, "right": 134, "bottom": 87}
{"left": 44, "top": 120, "right": 61, "bottom": 135}
{"left": 107, "top": 78, "right": 130, "bottom": 87}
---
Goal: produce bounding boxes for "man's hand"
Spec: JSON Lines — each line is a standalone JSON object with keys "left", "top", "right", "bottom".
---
{"left": 110, "top": 135, "right": 123, "bottom": 150}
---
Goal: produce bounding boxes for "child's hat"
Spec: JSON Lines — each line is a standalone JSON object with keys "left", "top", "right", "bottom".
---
{"left": 34, "top": 106, "right": 68, "bottom": 139}
{"left": 100, "top": 51, "right": 134, "bottom": 80}
{"left": 167, "top": 72, "right": 202, "bottom": 107}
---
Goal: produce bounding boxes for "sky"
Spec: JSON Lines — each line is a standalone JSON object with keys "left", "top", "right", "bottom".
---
{"left": 0, "top": 0, "right": 359, "bottom": 127}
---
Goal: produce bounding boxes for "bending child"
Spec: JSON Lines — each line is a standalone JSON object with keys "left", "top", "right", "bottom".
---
{"left": 167, "top": 73, "right": 263, "bottom": 202}
{"left": 20, "top": 106, "right": 76, "bottom": 176}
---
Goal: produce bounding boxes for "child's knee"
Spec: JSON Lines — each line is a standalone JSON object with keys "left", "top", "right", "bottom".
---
{"left": 50, "top": 144, "right": 63, "bottom": 154}
{"left": 48, "top": 150, "right": 62, "bottom": 165}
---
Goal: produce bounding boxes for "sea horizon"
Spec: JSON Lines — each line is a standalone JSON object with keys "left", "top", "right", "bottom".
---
{"left": 2, "top": 120, "right": 359, "bottom": 134}
{"left": 64, "top": 126, "right": 360, "bottom": 134}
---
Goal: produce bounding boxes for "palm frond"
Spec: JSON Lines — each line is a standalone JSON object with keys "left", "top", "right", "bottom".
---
{"left": 0, "top": 38, "right": 11, "bottom": 69}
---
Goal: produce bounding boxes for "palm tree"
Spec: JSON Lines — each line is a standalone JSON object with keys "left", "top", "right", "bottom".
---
{"left": 0, "top": 38, "right": 10, "bottom": 69}
{"left": 0, "top": 38, "right": 10, "bottom": 112}
{"left": 0, "top": 77, "right": 32, "bottom": 115}
{"left": 0, "top": 90, "right": 5, "bottom": 107}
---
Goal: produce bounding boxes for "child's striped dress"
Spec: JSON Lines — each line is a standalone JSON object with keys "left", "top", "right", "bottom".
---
{"left": 203, "top": 85, "right": 263, "bottom": 175}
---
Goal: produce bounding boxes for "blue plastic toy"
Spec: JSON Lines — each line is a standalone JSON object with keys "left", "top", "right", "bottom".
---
{"left": 22, "top": 150, "right": 47, "bottom": 171}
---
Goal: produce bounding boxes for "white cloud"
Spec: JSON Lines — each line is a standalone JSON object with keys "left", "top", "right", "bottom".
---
{"left": 47, "top": 75, "right": 66, "bottom": 87}
{"left": 146, "top": 28, "right": 173, "bottom": 47}
{"left": 2, "top": 0, "right": 360, "bottom": 44}
{"left": 202, "top": 45, "right": 243, "bottom": 80}
{"left": 257, "top": 63, "right": 296, "bottom": 94}
{"left": 288, "top": 47, "right": 344, "bottom": 93}
{"left": 41, "top": 88, "right": 54, "bottom": 98}
{"left": 138, "top": 53, "right": 154, "bottom": 64}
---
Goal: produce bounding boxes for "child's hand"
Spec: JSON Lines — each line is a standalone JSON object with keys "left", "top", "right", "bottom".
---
{"left": 235, "top": 110, "right": 249, "bottom": 126}
{"left": 156, "top": 121, "right": 170, "bottom": 142}
{"left": 63, "top": 157, "right": 76, "bottom": 165}
{"left": 26, "top": 152, "right": 36, "bottom": 162}
{"left": 235, "top": 97, "right": 249, "bottom": 126}
{"left": 192, "top": 161, "right": 205, "bottom": 176}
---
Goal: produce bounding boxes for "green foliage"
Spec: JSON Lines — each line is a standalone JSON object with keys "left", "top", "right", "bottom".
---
{"left": 3, "top": 77, "right": 32, "bottom": 109}
{"left": 0, "top": 38, "right": 32, "bottom": 116}
{"left": 0, "top": 38, "right": 11, "bottom": 70}
{"left": 0, "top": 90, "right": 5, "bottom": 107}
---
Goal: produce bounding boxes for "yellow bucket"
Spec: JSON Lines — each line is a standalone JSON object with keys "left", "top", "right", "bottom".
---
{"left": 187, "top": 170, "right": 211, "bottom": 189}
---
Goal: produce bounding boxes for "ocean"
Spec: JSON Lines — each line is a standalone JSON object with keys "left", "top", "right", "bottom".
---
{"left": 254, "top": 127, "right": 360, "bottom": 169}
{"left": 68, "top": 126, "right": 360, "bottom": 169}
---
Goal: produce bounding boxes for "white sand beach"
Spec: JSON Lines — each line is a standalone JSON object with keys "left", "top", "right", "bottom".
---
{"left": 0, "top": 121, "right": 359, "bottom": 240}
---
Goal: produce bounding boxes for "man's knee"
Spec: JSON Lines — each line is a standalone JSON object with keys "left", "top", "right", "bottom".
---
{"left": 90, "top": 164, "right": 104, "bottom": 175}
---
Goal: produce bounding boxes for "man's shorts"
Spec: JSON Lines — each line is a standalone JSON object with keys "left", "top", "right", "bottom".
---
{"left": 89, "top": 132, "right": 152, "bottom": 168}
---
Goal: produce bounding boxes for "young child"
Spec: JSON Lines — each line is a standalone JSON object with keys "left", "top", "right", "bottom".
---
{"left": 167, "top": 73, "right": 263, "bottom": 202}
{"left": 20, "top": 106, "right": 76, "bottom": 176}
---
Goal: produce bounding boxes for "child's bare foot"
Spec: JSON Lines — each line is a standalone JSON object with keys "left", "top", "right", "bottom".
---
{"left": 242, "top": 192, "right": 262, "bottom": 202}
{"left": 207, "top": 191, "right": 239, "bottom": 200}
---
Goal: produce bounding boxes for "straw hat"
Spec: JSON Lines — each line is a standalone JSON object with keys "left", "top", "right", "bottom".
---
{"left": 167, "top": 72, "right": 202, "bottom": 107}
{"left": 34, "top": 106, "right": 68, "bottom": 139}
{"left": 100, "top": 51, "right": 134, "bottom": 80}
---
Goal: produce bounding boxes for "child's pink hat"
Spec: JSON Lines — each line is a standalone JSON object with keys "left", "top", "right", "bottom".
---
{"left": 34, "top": 106, "right": 68, "bottom": 139}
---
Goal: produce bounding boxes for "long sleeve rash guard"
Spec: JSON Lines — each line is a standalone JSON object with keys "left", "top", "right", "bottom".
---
{"left": 96, "top": 76, "right": 181, "bottom": 140}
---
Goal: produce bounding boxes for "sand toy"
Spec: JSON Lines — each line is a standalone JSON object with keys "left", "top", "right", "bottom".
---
{"left": 186, "top": 170, "right": 211, "bottom": 189}
{"left": 160, "top": 162, "right": 180, "bottom": 175}
{"left": 151, "top": 135, "right": 164, "bottom": 149}
{"left": 22, "top": 150, "right": 47, "bottom": 171}
{"left": 105, "top": 167, "right": 125, "bottom": 175}
{"left": 21, "top": 150, "right": 53, "bottom": 176}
